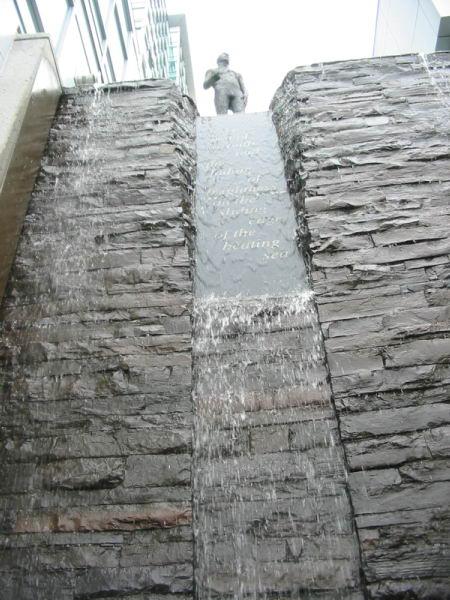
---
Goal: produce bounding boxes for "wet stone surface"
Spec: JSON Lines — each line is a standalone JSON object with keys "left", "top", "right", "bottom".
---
{"left": 0, "top": 81, "right": 196, "bottom": 599}
{"left": 3, "top": 53, "right": 450, "bottom": 600}
{"left": 192, "top": 113, "right": 363, "bottom": 599}
{"left": 195, "top": 112, "right": 305, "bottom": 297}
{"left": 272, "top": 52, "right": 450, "bottom": 599}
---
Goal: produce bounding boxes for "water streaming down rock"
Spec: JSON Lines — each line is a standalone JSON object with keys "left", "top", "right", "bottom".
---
{"left": 420, "top": 51, "right": 450, "bottom": 110}
{"left": 270, "top": 53, "right": 450, "bottom": 600}
{"left": 0, "top": 87, "right": 116, "bottom": 597}
{"left": 193, "top": 113, "right": 363, "bottom": 599}
{"left": 1, "top": 53, "right": 449, "bottom": 598}
{"left": 0, "top": 82, "right": 196, "bottom": 598}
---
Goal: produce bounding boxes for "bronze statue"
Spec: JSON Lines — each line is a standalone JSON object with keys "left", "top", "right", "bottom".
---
{"left": 203, "top": 53, "right": 248, "bottom": 115}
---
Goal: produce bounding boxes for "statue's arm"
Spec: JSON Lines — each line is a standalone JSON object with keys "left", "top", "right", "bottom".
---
{"left": 237, "top": 73, "right": 248, "bottom": 104}
{"left": 203, "top": 69, "right": 220, "bottom": 89}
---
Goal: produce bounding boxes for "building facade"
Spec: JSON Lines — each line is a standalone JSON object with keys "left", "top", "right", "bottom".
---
{"left": 373, "top": 0, "right": 450, "bottom": 56}
{"left": 0, "top": 0, "right": 194, "bottom": 97}
{"left": 168, "top": 14, "right": 194, "bottom": 98}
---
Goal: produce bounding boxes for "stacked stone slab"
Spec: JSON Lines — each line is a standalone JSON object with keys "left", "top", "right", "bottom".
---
{"left": 0, "top": 81, "right": 196, "bottom": 599}
{"left": 193, "top": 112, "right": 364, "bottom": 599}
{"left": 272, "top": 53, "right": 450, "bottom": 599}
{"left": 193, "top": 296, "right": 364, "bottom": 599}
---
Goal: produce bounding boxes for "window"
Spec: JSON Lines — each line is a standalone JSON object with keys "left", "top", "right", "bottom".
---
{"left": 57, "top": 13, "right": 91, "bottom": 86}
{"left": 114, "top": 6, "right": 127, "bottom": 60}
{"left": 26, "top": 0, "right": 44, "bottom": 31}
{"left": 35, "top": 0, "right": 70, "bottom": 45}
{"left": 121, "top": 0, "right": 133, "bottom": 31}
{"left": 79, "top": 0, "right": 102, "bottom": 77}
{"left": 2, "top": 0, "right": 23, "bottom": 35}
{"left": 92, "top": 0, "right": 106, "bottom": 39}
{"left": 106, "top": 48, "right": 115, "bottom": 81}
{"left": 106, "top": 6, "right": 126, "bottom": 79}
{"left": 14, "top": 0, "right": 37, "bottom": 33}
{"left": 98, "top": 0, "right": 112, "bottom": 21}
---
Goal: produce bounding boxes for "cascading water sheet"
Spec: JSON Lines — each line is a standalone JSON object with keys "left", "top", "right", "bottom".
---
{"left": 193, "top": 113, "right": 362, "bottom": 599}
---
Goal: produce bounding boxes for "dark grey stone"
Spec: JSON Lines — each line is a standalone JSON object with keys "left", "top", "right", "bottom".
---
{"left": 42, "top": 457, "right": 126, "bottom": 491}
{"left": 272, "top": 52, "right": 450, "bottom": 599}
{"left": 0, "top": 82, "right": 196, "bottom": 597}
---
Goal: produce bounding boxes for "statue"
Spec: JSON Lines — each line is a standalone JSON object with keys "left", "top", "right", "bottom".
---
{"left": 203, "top": 53, "right": 248, "bottom": 115}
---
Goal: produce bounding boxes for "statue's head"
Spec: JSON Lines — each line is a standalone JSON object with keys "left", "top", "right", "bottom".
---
{"left": 217, "top": 53, "right": 230, "bottom": 67}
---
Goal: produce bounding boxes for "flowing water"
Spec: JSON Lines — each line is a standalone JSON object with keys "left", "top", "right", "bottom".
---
{"left": 193, "top": 113, "right": 361, "bottom": 599}
{"left": 1, "top": 93, "right": 362, "bottom": 598}
{"left": 0, "top": 88, "right": 115, "bottom": 598}
{"left": 420, "top": 52, "right": 450, "bottom": 110}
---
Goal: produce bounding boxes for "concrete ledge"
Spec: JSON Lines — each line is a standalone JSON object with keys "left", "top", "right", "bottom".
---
{"left": 0, "top": 35, "right": 61, "bottom": 302}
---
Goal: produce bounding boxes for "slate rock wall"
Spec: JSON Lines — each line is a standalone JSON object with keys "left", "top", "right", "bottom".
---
{"left": 193, "top": 296, "right": 365, "bottom": 600}
{"left": 0, "top": 81, "right": 196, "bottom": 599}
{"left": 272, "top": 53, "right": 450, "bottom": 599}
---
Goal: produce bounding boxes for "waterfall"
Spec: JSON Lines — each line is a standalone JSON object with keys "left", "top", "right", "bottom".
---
{"left": 192, "top": 113, "right": 362, "bottom": 599}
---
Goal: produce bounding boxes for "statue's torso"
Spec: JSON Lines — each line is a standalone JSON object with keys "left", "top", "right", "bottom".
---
{"left": 214, "top": 69, "right": 242, "bottom": 95}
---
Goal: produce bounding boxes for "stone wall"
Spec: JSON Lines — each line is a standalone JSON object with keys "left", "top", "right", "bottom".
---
{"left": 193, "top": 296, "right": 364, "bottom": 600}
{"left": 272, "top": 53, "right": 450, "bottom": 599}
{"left": 0, "top": 81, "right": 196, "bottom": 599}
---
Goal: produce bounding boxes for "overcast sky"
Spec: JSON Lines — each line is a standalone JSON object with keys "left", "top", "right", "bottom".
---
{"left": 166, "top": 0, "right": 379, "bottom": 115}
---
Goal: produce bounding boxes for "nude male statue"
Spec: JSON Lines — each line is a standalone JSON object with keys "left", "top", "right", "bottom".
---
{"left": 203, "top": 53, "right": 248, "bottom": 115}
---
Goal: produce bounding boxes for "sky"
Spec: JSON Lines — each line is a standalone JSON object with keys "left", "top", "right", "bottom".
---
{"left": 166, "top": 0, "right": 379, "bottom": 115}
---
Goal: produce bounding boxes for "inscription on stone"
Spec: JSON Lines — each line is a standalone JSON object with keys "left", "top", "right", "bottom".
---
{"left": 195, "top": 112, "right": 306, "bottom": 297}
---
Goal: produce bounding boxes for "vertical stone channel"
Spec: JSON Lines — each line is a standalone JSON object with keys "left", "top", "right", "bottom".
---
{"left": 192, "top": 113, "right": 364, "bottom": 599}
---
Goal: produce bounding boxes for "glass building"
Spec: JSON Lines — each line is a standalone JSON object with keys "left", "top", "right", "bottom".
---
{"left": 0, "top": 0, "right": 195, "bottom": 97}
{"left": 373, "top": 0, "right": 450, "bottom": 56}
{"left": 167, "top": 14, "right": 194, "bottom": 98}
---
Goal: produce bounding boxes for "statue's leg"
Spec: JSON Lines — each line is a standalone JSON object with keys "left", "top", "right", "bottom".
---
{"left": 230, "top": 95, "right": 245, "bottom": 113}
{"left": 214, "top": 91, "right": 229, "bottom": 115}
